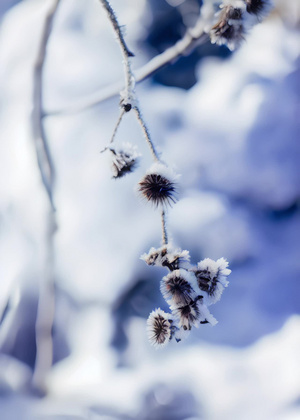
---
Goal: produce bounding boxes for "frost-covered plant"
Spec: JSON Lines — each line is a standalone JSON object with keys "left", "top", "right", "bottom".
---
{"left": 191, "top": 258, "right": 231, "bottom": 305}
{"left": 141, "top": 245, "right": 190, "bottom": 271}
{"left": 138, "top": 162, "right": 178, "bottom": 207}
{"left": 98, "top": 0, "right": 272, "bottom": 348}
{"left": 144, "top": 246, "right": 229, "bottom": 346}
{"left": 147, "top": 309, "right": 174, "bottom": 348}
{"left": 109, "top": 143, "right": 140, "bottom": 179}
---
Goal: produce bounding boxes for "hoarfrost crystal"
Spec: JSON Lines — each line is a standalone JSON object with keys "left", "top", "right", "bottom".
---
{"left": 141, "top": 245, "right": 190, "bottom": 271}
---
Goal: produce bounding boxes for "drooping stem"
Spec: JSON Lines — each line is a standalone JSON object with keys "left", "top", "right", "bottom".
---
{"left": 133, "top": 106, "right": 159, "bottom": 162}
{"left": 99, "top": 1, "right": 160, "bottom": 163}
{"left": 99, "top": 0, "right": 135, "bottom": 104}
{"left": 100, "top": 108, "right": 126, "bottom": 153}
{"left": 161, "top": 210, "right": 168, "bottom": 245}
{"left": 31, "top": 0, "right": 60, "bottom": 393}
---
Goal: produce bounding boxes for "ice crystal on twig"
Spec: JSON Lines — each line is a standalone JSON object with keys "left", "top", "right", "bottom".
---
{"left": 147, "top": 308, "right": 173, "bottom": 348}
{"left": 210, "top": 0, "right": 246, "bottom": 50}
{"left": 110, "top": 143, "right": 139, "bottom": 178}
{"left": 141, "top": 245, "right": 190, "bottom": 271}
{"left": 161, "top": 269, "right": 200, "bottom": 307}
{"left": 138, "top": 162, "right": 178, "bottom": 207}
{"left": 191, "top": 257, "right": 231, "bottom": 305}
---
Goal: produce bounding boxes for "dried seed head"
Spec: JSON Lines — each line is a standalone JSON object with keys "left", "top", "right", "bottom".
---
{"left": 210, "top": 1, "right": 246, "bottom": 51}
{"left": 147, "top": 309, "right": 173, "bottom": 348}
{"left": 172, "top": 296, "right": 218, "bottom": 330}
{"left": 141, "top": 245, "right": 190, "bottom": 271}
{"left": 191, "top": 257, "right": 231, "bottom": 305}
{"left": 161, "top": 269, "right": 199, "bottom": 307}
{"left": 110, "top": 143, "right": 140, "bottom": 178}
{"left": 138, "top": 162, "right": 178, "bottom": 207}
{"left": 245, "top": 0, "right": 272, "bottom": 16}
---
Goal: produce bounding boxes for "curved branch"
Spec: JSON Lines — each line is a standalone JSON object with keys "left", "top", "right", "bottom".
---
{"left": 32, "top": 0, "right": 60, "bottom": 210}
{"left": 44, "top": 18, "right": 208, "bottom": 116}
{"left": 31, "top": 0, "right": 61, "bottom": 394}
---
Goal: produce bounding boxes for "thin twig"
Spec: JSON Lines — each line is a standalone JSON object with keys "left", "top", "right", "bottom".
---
{"left": 32, "top": 1, "right": 60, "bottom": 210}
{"left": 161, "top": 210, "right": 168, "bottom": 245}
{"left": 100, "top": 107, "right": 125, "bottom": 153}
{"left": 99, "top": 0, "right": 160, "bottom": 163}
{"left": 31, "top": 0, "right": 60, "bottom": 394}
{"left": 99, "top": 0, "right": 135, "bottom": 104}
{"left": 44, "top": 17, "right": 208, "bottom": 116}
{"left": 133, "top": 106, "right": 159, "bottom": 162}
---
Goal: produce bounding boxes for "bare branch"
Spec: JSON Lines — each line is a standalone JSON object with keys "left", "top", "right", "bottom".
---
{"left": 132, "top": 106, "right": 159, "bottom": 161}
{"left": 32, "top": 211, "right": 57, "bottom": 394}
{"left": 99, "top": 0, "right": 135, "bottom": 104}
{"left": 32, "top": 0, "right": 61, "bottom": 210}
{"left": 31, "top": 0, "right": 61, "bottom": 394}
{"left": 44, "top": 17, "right": 208, "bottom": 116}
{"left": 99, "top": 0, "right": 134, "bottom": 59}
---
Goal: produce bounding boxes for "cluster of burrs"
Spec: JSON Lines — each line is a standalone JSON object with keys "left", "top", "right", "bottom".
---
{"left": 142, "top": 244, "right": 231, "bottom": 348}
{"left": 101, "top": 66, "right": 232, "bottom": 349}
{"left": 209, "top": 0, "right": 272, "bottom": 51}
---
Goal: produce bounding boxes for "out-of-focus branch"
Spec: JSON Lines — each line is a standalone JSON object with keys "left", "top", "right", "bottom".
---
{"left": 44, "top": 17, "right": 208, "bottom": 116}
{"left": 31, "top": 0, "right": 61, "bottom": 394}
{"left": 32, "top": 0, "right": 60, "bottom": 210}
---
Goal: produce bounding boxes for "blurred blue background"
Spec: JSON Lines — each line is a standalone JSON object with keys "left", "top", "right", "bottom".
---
{"left": 0, "top": 0, "right": 299, "bottom": 419}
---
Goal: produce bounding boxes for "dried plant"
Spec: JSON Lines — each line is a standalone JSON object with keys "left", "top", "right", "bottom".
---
{"left": 97, "top": 0, "right": 272, "bottom": 348}
{"left": 29, "top": 0, "right": 273, "bottom": 378}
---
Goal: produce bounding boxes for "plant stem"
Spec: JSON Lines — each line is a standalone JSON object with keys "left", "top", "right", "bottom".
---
{"left": 31, "top": 0, "right": 60, "bottom": 394}
{"left": 99, "top": 0, "right": 135, "bottom": 103}
{"left": 133, "top": 106, "right": 159, "bottom": 162}
{"left": 161, "top": 210, "right": 168, "bottom": 245}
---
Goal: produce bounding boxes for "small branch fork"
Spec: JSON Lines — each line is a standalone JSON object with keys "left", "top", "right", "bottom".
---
{"left": 100, "top": 0, "right": 172, "bottom": 245}
{"left": 99, "top": 0, "right": 159, "bottom": 161}
{"left": 31, "top": 0, "right": 61, "bottom": 393}
{"left": 44, "top": 14, "right": 208, "bottom": 116}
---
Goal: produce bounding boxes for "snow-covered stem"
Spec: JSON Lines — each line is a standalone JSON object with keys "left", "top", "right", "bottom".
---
{"left": 161, "top": 210, "right": 168, "bottom": 245}
{"left": 44, "top": 15, "right": 208, "bottom": 116}
{"left": 133, "top": 106, "right": 159, "bottom": 161}
{"left": 101, "top": 108, "right": 125, "bottom": 152}
{"left": 99, "top": 0, "right": 160, "bottom": 163}
{"left": 136, "top": 18, "right": 207, "bottom": 81}
{"left": 111, "top": 108, "right": 125, "bottom": 143}
{"left": 31, "top": 0, "right": 60, "bottom": 393}
{"left": 99, "top": 0, "right": 134, "bottom": 103}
